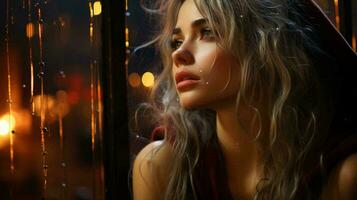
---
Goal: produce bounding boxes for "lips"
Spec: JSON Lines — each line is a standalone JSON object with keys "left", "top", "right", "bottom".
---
{"left": 175, "top": 71, "right": 200, "bottom": 91}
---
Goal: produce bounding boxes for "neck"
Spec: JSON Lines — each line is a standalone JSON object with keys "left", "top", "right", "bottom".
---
{"left": 215, "top": 102, "right": 262, "bottom": 199}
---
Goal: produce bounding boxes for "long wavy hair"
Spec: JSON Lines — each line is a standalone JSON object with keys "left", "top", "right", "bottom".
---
{"left": 136, "top": 0, "right": 334, "bottom": 199}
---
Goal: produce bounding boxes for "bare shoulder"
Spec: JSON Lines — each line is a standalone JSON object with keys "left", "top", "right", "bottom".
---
{"left": 321, "top": 153, "right": 357, "bottom": 200}
{"left": 132, "top": 140, "right": 173, "bottom": 200}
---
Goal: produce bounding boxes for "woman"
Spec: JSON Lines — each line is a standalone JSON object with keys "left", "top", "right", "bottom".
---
{"left": 132, "top": 0, "right": 357, "bottom": 199}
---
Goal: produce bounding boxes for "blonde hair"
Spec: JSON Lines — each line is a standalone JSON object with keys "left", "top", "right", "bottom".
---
{"left": 138, "top": 0, "right": 331, "bottom": 199}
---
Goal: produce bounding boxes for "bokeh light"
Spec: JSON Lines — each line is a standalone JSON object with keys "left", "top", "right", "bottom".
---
{"left": 128, "top": 73, "right": 141, "bottom": 87}
{"left": 0, "top": 114, "right": 16, "bottom": 136}
{"left": 93, "top": 1, "right": 102, "bottom": 16}
{"left": 141, "top": 72, "right": 155, "bottom": 88}
{"left": 33, "top": 95, "right": 56, "bottom": 117}
{"left": 26, "top": 22, "right": 35, "bottom": 38}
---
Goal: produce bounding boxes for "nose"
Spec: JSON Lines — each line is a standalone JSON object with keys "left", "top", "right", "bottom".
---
{"left": 172, "top": 46, "right": 194, "bottom": 67}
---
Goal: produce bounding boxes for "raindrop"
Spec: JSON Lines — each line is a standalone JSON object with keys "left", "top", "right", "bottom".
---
{"left": 37, "top": 71, "right": 45, "bottom": 78}
{"left": 42, "top": 127, "right": 49, "bottom": 133}
{"left": 59, "top": 70, "right": 66, "bottom": 78}
{"left": 39, "top": 61, "right": 45, "bottom": 68}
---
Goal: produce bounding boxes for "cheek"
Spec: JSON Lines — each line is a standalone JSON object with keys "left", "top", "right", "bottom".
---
{"left": 203, "top": 53, "right": 240, "bottom": 92}
{"left": 195, "top": 45, "right": 219, "bottom": 70}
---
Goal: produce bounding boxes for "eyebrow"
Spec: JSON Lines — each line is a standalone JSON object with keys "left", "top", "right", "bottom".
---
{"left": 172, "top": 18, "right": 208, "bottom": 35}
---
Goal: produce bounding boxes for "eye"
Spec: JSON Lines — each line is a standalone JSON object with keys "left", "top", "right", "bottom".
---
{"left": 170, "top": 39, "right": 183, "bottom": 50}
{"left": 200, "top": 28, "right": 215, "bottom": 40}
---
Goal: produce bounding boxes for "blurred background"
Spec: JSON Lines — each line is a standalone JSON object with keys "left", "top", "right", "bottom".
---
{"left": 0, "top": 0, "right": 356, "bottom": 199}
{"left": 0, "top": 0, "right": 103, "bottom": 199}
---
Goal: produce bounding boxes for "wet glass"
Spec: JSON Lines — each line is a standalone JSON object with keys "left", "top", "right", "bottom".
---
{"left": 0, "top": 0, "right": 104, "bottom": 199}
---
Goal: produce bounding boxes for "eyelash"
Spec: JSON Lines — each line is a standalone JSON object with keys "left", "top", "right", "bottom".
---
{"left": 170, "top": 27, "right": 215, "bottom": 50}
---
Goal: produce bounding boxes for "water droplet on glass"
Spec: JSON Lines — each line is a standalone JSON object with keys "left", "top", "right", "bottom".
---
{"left": 136, "top": 134, "right": 140, "bottom": 139}
{"left": 59, "top": 70, "right": 66, "bottom": 78}
{"left": 125, "top": 12, "right": 130, "bottom": 16}
{"left": 22, "top": 84, "right": 26, "bottom": 88}
{"left": 61, "top": 162, "right": 66, "bottom": 167}
{"left": 37, "top": 71, "right": 45, "bottom": 78}
{"left": 42, "top": 127, "right": 49, "bottom": 133}
{"left": 61, "top": 183, "right": 67, "bottom": 188}
{"left": 39, "top": 61, "right": 45, "bottom": 68}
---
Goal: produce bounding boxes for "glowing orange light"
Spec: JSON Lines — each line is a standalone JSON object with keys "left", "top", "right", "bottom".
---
{"left": 142, "top": 72, "right": 155, "bottom": 88}
{"left": 26, "top": 22, "right": 35, "bottom": 38}
{"left": 33, "top": 95, "right": 56, "bottom": 117}
{"left": 89, "top": 2, "right": 94, "bottom": 18}
{"left": 128, "top": 73, "right": 141, "bottom": 87}
{"left": 125, "top": 28, "right": 129, "bottom": 47}
{"left": 93, "top": 1, "right": 102, "bottom": 16}
{"left": 352, "top": 35, "right": 356, "bottom": 52}
{"left": 90, "top": 26, "right": 93, "bottom": 38}
{"left": 334, "top": 0, "right": 340, "bottom": 30}
{"left": 0, "top": 114, "right": 16, "bottom": 136}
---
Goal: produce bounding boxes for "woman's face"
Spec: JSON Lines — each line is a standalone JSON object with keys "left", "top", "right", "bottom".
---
{"left": 171, "top": 0, "right": 241, "bottom": 110}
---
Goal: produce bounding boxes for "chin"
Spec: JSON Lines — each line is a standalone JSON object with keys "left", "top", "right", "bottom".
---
{"left": 178, "top": 94, "right": 209, "bottom": 110}
{"left": 179, "top": 101, "right": 197, "bottom": 110}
